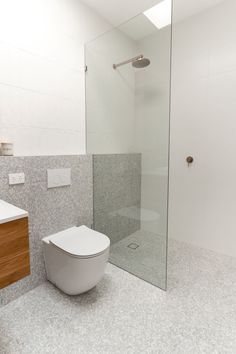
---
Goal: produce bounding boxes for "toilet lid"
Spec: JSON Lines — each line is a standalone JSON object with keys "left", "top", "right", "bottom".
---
{"left": 49, "top": 226, "right": 110, "bottom": 258}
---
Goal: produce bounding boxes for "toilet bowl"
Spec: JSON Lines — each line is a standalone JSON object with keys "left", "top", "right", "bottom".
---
{"left": 42, "top": 225, "right": 110, "bottom": 295}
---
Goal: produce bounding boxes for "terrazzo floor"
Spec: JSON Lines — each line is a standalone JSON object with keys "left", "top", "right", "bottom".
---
{"left": 1, "top": 239, "right": 236, "bottom": 354}
{"left": 110, "top": 229, "right": 167, "bottom": 289}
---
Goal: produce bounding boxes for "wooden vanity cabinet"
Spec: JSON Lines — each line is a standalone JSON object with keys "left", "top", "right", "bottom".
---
{"left": 0, "top": 217, "right": 30, "bottom": 289}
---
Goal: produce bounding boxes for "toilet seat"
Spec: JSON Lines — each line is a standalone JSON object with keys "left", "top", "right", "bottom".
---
{"left": 49, "top": 225, "right": 110, "bottom": 259}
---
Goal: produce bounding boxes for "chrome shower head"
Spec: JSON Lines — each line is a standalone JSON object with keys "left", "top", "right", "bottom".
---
{"left": 113, "top": 54, "right": 150, "bottom": 69}
{"left": 132, "top": 57, "right": 150, "bottom": 68}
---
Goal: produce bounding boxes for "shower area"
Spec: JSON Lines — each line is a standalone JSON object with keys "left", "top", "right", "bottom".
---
{"left": 85, "top": 6, "right": 172, "bottom": 290}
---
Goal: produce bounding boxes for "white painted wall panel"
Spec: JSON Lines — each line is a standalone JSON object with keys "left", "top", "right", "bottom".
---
{"left": 0, "top": 0, "right": 110, "bottom": 155}
{"left": 169, "top": 0, "right": 236, "bottom": 257}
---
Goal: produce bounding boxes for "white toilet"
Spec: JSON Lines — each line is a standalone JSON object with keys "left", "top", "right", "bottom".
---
{"left": 42, "top": 225, "right": 110, "bottom": 295}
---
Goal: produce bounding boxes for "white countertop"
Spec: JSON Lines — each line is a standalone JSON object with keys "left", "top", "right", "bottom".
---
{"left": 0, "top": 200, "right": 28, "bottom": 224}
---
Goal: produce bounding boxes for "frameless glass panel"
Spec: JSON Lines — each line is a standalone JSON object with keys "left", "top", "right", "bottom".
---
{"left": 85, "top": 4, "right": 172, "bottom": 290}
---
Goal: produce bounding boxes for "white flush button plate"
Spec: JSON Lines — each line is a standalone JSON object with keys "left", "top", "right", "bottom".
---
{"left": 47, "top": 168, "right": 71, "bottom": 189}
{"left": 8, "top": 173, "right": 25, "bottom": 185}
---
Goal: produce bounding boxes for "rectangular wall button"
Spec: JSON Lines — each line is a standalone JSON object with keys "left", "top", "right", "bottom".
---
{"left": 8, "top": 173, "right": 25, "bottom": 185}
{"left": 47, "top": 168, "right": 71, "bottom": 189}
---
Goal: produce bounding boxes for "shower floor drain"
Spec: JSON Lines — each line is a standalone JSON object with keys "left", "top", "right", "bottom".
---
{"left": 127, "top": 243, "right": 140, "bottom": 250}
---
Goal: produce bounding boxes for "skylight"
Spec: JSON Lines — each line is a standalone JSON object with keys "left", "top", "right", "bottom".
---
{"left": 143, "top": 0, "right": 171, "bottom": 29}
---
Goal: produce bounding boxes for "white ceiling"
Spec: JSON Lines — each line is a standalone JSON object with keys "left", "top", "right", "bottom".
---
{"left": 119, "top": 14, "right": 157, "bottom": 41}
{"left": 80, "top": 0, "right": 162, "bottom": 26}
{"left": 81, "top": 0, "right": 226, "bottom": 27}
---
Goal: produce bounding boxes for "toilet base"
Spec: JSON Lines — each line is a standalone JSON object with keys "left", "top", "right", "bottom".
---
{"left": 43, "top": 240, "right": 109, "bottom": 295}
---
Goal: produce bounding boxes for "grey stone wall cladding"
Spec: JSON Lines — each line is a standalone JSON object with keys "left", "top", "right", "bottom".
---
{"left": 93, "top": 154, "right": 142, "bottom": 245}
{"left": 0, "top": 153, "right": 141, "bottom": 307}
{"left": 0, "top": 155, "right": 93, "bottom": 307}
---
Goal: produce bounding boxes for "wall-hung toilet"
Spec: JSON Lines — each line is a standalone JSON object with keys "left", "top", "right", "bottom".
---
{"left": 42, "top": 225, "right": 110, "bottom": 295}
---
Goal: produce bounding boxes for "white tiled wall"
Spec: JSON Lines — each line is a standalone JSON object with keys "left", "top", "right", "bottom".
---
{"left": 86, "top": 28, "right": 136, "bottom": 154}
{"left": 0, "top": 0, "right": 110, "bottom": 155}
{"left": 170, "top": 0, "right": 236, "bottom": 257}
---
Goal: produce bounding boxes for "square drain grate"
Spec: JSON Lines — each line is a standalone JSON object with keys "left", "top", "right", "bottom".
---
{"left": 127, "top": 243, "right": 140, "bottom": 250}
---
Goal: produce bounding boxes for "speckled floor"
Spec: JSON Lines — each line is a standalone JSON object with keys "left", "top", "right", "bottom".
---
{"left": 1, "top": 239, "right": 236, "bottom": 354}
{"left": 110, "top": 229, "right": 167, "bottom": 289}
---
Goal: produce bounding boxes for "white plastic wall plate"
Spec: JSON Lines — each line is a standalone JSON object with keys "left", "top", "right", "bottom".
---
{"left": 8, "top": 173, "right": 25, "bottom": 185}
{"left": 47, "top": 168, "right": 71, "bottom": 189}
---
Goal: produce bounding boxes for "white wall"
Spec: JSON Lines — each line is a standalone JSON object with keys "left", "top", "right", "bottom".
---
{"left": 0, "top": 0, "right": 110, "bottom": 156}
{"left": 169, "top": 0, "right": 236, "bottom": 257}
{"left": 134, "top": 28, "right": 171, "bottom": 235}
{"left": 86, "top": 28, "right": 136, "bottom": 154}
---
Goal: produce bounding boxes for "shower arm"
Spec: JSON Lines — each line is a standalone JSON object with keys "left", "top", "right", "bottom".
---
{"left": 113, "top": 54, "right": 143, "bottom": 69}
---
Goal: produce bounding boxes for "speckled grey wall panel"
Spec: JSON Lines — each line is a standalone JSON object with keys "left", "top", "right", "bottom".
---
{"left": 93, "top": 154, "right": 141, "bottom": 244}
{"left": 0, "top": 155, "right": 93, "bottom": 307}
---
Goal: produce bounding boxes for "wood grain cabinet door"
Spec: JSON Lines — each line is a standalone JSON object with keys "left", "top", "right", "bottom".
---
{"left": 0, "top": 217, "right": 30, "bottom": 289}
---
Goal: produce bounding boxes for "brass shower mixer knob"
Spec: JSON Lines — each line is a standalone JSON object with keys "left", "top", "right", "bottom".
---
{"left": 186, "top": 156, "right": 194, "bottom": 165}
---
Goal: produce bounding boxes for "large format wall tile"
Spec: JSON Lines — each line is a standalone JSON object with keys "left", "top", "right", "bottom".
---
{"left": 0, "top": 0, "right": 110, "bottom": 155}
{"left": 0, "top": 155, "right": 93, "bottom": 306}
{"left": 93, "top": 154, "right": 141, "bottom": 244}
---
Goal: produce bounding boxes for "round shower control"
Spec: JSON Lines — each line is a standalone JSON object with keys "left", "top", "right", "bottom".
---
{"left": 186, "top": 156, "right": 194, "bottom": 165}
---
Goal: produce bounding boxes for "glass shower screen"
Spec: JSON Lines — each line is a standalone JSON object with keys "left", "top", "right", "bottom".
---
{"left": 85, "top": 8, "right": 172, "bottom": 290}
